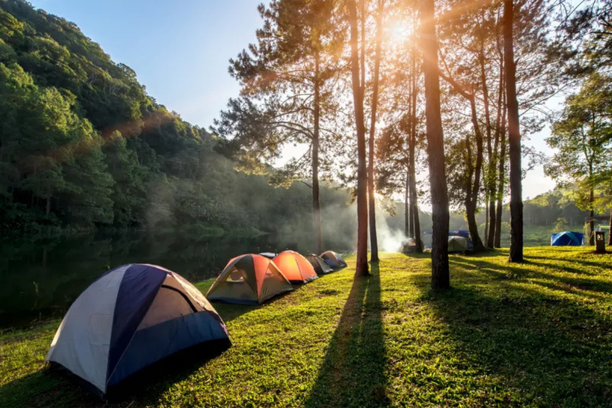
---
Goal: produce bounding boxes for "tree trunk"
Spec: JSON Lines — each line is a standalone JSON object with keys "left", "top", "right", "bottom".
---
{"left": 313, "top": 51, "right": 323, "bottom": 254}
{"left": 420, "top": 0, "right": 449, "bottom": 289}
{"left": 46, "top": 196, "right": 51, "bottom": 216}
{"left": 467, "top": 97, "right": 485, "bottom": 251}
{"left": 504, "top": 0, "right": 523, "bottom": 262}
{"left": 408, "top": 168, "right": 415, "bottom": 237}
{"left": 368, "top": 0, "right": 384, "bottom": 263}
{"left": 437, "top": 73, "right": 484, "bottom": 251}
{"left": 480, "top": 49, "right": 496, "bottom": 248}
{"left": 608, "top": 206, "right": 612, "bottom": 246}
{"left": 494, "top": 99, "right": 507, "bottom": 248}
{"left": 412, "top": 193, "right": 423, "bottom": 252}
{"left": 360, "top": 0, "right": 366, "bottom": 95}
{"left": 348, "top": 0, "right": 369, "bottom": 277}
{"left": 484, "top": 192, "right": 489, "bottom": 244}
{"left": 490, "top": 53, "right": 504, "bottom": 248}
{"left": 589, "top": 186, "right": 595, "bottom": 245}
{"left": 487, "top": 190, "right": 496, "bottom": 247}
{"left": 409, "top": 147, "right": 417, "bottom": 242}
{"left": 409, "top": 52, "right": 423, "bottom": 253}
{"left": 405, "top": 168, "right": 410, "bottom": 237}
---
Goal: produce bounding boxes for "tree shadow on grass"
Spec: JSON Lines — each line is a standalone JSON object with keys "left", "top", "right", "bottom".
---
{"left": 451, "top": 257, "right": 612, "bottom": 296}
{"left": 525, "top": 253, "right": 612, "bottom": 271}
{"left": 304, "top": 263, "right": 389, "bottom": 408}
{"left": 415, "top": 257, "right": 612, "bottom": 405}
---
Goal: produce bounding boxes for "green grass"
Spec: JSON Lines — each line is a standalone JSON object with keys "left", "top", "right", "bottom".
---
{"left": 2, "top": 248, "right": 612, "bottom": 407}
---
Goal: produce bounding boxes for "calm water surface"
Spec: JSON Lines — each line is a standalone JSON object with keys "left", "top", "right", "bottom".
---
{"left": 0, "top": 232, "right": 351, "bottom": 329}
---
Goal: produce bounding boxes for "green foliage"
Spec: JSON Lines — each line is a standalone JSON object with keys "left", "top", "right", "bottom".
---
{"left": 0, "top": 0, "right": 354, "bottom": 238}
{"left": 2, "top": 249, "right": 612, "bottom": 406}
{"left": 545, "top": 73, "right": 612, "bottom": 214}
{"left": 553, "top": 217, "right": 568, "bottom": 233}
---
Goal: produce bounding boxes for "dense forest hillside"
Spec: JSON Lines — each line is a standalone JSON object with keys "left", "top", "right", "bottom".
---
{"left": 0, "top": 0, "right": 356, "bottom": 239}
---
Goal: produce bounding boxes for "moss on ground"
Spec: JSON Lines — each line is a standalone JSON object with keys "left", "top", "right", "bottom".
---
{"left": 1, "top": 248, "right": 612, "bottom": 407}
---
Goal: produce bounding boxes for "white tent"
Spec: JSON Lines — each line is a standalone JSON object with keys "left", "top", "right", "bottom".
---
{"left": 46, "top": 264, "right": 230, "bottom": 397}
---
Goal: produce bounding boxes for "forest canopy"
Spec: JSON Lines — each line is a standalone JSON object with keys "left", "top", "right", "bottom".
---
{"left": 0, "top": 0, "right": 359, "bottom": 240}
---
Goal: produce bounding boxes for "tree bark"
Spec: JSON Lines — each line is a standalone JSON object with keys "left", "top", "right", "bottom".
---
{"left": 437, "top": 72, "right": 485, "bottom": 251}
{"left": 484, "top": 190, "right": 489, "bottom": 244}
{"left": 494, "top": 95, "right": 507, "bottom": 248}
{"left": 481, "top": 49, "right": 496, "bottom": 248}
{"left": 420, "top": 0, "right": 450, "bottom": 289}
{"left": 360, "top": 0, "right": 366, "bottom": 95}
{"left": 405, "top": 168, "right": 410, "bottom": 236}
{"left": 313, "top": 51, "right": 323, "bottom": 254}
{"left": 491, "top": 51, "right": 504, "bottom": 248}
{"left": 504, "top": 0, "right": 523, "bottom": 262}
{"left": 468, "top": 97, "right": 486, "bottom": 251}
{"left": 348, "top": 0, "right": 369, "bottom": 277}
{"left": 589, "top": 185, "right": 595, "bottom": 245}
{"left": 368, "top": 0, "right": 385, "bottom": 263}
{"left": 463, "top": 125, "right": 483, "bottom": 253}
{"left": 608, "top": 206, "right": 612, "bottom": 246}
{"left": 409, "top": 51, "right": 423, "bottom": 253}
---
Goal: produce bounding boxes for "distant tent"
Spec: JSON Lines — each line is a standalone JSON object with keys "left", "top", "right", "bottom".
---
{"left": 448, "top": 236, "right": 468, "bottom": 253}
{"left": 449, "top": 230, "right": 474, "bottom": 248}
{"left": 46, "top": 264, "right": 230, "bottom": 398}
{"left": 401, "top": 238, "right": 417, "bottom": 253}
{"left": 422, "top": 230, "right": 433, "bottom": 249}
{"left": 320, "top": 251, "right": 348, "bottom": 270}
{"left": 551, "top": 231, "right": 584, "bottom": 246}
{"left": 259, "top": 252, "right": 276, "bottom": 259}
{"left": 206, "top": 254, "right": 293, "bottom": 304}
{"left": 273, "top": 251, "right": 318, "bottom": 283}
{"left": 306, "top": 254, "right": 334, "bottom": 274}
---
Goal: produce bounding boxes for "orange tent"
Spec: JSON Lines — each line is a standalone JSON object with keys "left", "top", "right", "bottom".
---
{"left": 206, "top": 254, "right": 293, "bottom": 304}
{"left": 273, "top": 251, "right": 318, "bottom": 283}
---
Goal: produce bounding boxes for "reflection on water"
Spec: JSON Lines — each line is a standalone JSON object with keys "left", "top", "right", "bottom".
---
{"left": 0, "top": 232, "right": 351, "bottom": 328}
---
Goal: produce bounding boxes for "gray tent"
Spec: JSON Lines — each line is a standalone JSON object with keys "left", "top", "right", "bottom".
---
{"left": 448, "top": 236, "right": 468, "bottom": 253}
{"left": 306, "top": 254, "right": 333, "bottom": 274}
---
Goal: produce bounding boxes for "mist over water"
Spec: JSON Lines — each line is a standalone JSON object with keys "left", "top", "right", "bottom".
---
{"left": 0, "top": 181, "right": 411, "bottom": 329}
{"left": 0, "top": 228, "right": 354, "bottom": 329}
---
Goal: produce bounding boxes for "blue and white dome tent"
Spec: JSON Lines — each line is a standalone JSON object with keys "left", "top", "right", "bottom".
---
{"left": 551, "top": 231, "right": 584, "bottom": 246}
{"left": 46, "top": 264, "right": 231, "bottom": 397}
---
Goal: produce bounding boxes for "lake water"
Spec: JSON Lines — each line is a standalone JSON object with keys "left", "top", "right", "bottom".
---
{"left": 0, "top": 232, "right": 351, "bottom": 329}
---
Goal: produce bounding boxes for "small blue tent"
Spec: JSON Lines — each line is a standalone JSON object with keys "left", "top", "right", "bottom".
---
{"left": 46, "top": 264, "right": 231, "bottom": 397}
{"left": 320, "top": 251, "right": 348, "bottom": 270}
{"left": 551, "top": 231, "right": 584, "bottom": 246}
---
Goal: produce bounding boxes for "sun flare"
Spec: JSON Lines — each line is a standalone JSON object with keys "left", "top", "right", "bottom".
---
{"left": 384, "top": 18, "right": 413, "bottom": 46}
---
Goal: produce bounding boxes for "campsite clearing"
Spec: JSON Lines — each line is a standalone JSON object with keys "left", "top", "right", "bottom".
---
{"left": 2, "top": 248, "right": 612, "bottom": 407}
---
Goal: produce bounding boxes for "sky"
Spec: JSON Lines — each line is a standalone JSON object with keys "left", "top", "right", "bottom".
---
{"left": 29, "top": 0, "right": 557, "bottom": 200}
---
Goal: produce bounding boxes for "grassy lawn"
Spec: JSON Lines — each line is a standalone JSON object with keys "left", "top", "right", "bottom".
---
{"left": 1, "top": 248, "right": 612, "bottom": 407}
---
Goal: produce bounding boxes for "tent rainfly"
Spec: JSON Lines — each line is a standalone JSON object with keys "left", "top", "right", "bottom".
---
{"left": 206, "top": 254, "right": 293, "bottom": 304}
{"left": 551, "top": 231, "right": 584, "bottom": 246}
{"left": 320, "top": 251, "right": 348, "bottom": 270}
{"left": 448, "top": 236, "right": 468, "bottom": 253}
{"left": 306, "top": 254, "right": 334, "bottom": 274}
{"left": 273, "top": 251, "right": 318, "bottom": 283}
{"left": 46, "top": 264, "right": 230, "bottom": 398}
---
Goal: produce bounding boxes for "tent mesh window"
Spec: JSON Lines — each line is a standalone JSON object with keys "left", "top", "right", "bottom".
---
{"left": 227, "top": 268, "right": 246, "bottom": 283}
